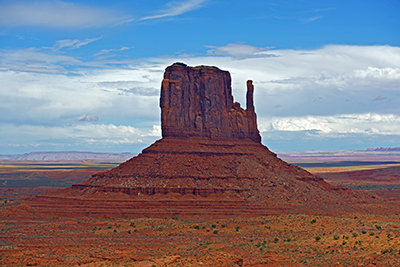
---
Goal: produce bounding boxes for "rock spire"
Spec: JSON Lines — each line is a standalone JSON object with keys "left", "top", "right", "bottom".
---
{"left": 160, "top": 62, "right": 261, "bottom": 142}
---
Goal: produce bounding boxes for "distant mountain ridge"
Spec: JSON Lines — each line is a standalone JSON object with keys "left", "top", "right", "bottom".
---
{"left": 366, "top": 147, "right": 400, "bottom": 152}
{"left": 0, "top": 151, "right": 135, "bottom": 161}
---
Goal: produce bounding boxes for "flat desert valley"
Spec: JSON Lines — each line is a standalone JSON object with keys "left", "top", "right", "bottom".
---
{"left": 2, "top": 151, "right": 400, "bottom": 267}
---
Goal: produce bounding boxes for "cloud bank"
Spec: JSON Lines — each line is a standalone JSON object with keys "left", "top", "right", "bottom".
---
{"left": 1, "top": 43, "right": 400, "bottom": 152}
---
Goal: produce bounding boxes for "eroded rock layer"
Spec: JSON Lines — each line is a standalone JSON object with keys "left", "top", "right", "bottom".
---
{"left": 34, "top": 136, "right": 373, "bottom": 219}
{"left": 161, "top": 63, "right": 260, "bottom": 142}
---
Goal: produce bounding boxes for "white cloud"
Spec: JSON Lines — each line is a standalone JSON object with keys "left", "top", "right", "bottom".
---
{"left": 259, "top": 113, "right": 400, "bottom": 136}
{"left": 353, "top": 67, "right": 400, "bottom": 80}
{"left": 53, "top": 37, "right": 103, "bottom": 50}
{"left": 0, "top": 48, "right": 83, "bottom": 73}
{"left": 75, "top": 124, "right": 143, "bottom": 144}
{"left": 1, "top": 123, "right": 160, "bottom": 148}
{"left": 303, "top": 16, "right": 323, "bottom": 23}
{"left": 147, "top": 125, "right": 162, "bottom": 137}
{"left": 0, "top": 65, "right": 162, "bottom": 123}
{"left": 94, "top": 46, "right": 134, "bottom": 58}
{"left": 0, "top": 1, "right": 131, "bottom": 28}
{"left": 1, "top": 44, "right": 400, "bottom": 152}
{"left": 140, "top": 0, "right": 207, "bottom": 21}
{"left": 205, "top": 43, "right": 275, "bottom": 57}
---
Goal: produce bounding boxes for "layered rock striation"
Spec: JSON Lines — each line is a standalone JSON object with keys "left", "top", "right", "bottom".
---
{"left": 161, "top": 63, "right": 260, "bottom": 142}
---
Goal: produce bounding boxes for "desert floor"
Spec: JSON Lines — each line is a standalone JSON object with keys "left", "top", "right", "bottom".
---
{"left": 1, "top": 160, "right": 400, "bottom": 266}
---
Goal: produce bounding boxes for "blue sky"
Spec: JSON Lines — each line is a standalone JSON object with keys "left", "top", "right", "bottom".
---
{"left": 0, "top": 0, "right": 400, "bottom": 154}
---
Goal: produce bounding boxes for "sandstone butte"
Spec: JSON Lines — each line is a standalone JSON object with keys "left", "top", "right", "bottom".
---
{"left": 27, "top": 63, "right": 388, "bottom": 220}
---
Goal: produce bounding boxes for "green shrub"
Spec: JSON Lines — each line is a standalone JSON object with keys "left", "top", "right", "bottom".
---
{"left": 362, "top": 230, "right": 367, "bottom": 234}
{"left": 172, "top": 216, "right": 178, "bottom": 220}
{"left": 381, "top": 248, "right": 393, "bottom": 254}
{"left": 194, "top": 225, "right": 200, "bottom": 229}
{"left": 352, "top": 233, "right": 358, "bottom": 237}
{"left": 315, "top": 236, "right": 321, "bottom": 241}
{"left": 310, "top": 219, "right": 317, "bottom": 224}
{"left": 375, "top": 225, "right": 382, "bottom": 230}
{"left": 274, "top": 238, "right": 279, "bottom": 243}
{"left": 333, "top": 235, "right": 340, "bottom": 240}
{"left": 213, "top": 230, "right": 218, "bottom": 234}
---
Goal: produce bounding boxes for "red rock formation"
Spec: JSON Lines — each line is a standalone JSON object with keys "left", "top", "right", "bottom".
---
{"left": 161, "top": 63, "right": 261, "bottom": 142}
{"left": 26, "top": 63, "right": 378, "bottom": 219}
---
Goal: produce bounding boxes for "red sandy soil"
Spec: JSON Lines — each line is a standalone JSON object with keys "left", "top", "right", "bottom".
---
{"left": 314, "top": 165, "right": 400, "bottom": 202}
{"left": 0, "top": 186, "right": 63, "bottom": 199}
{"left": 315, "top": 166, "right": 400, "bottom": 186}
{"left": 1, "top": 209, "right": 400, "bottom": 266}
{"left": 0, "top": 168, "right": 109, "bottom": 200}
{"left": 2, "top": 162, "right": 400, "bottom": 266}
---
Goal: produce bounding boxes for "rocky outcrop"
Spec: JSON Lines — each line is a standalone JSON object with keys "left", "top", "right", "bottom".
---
{"left": 160, "top": 63, "right": 261, "bottom": 142}
{"left": 27, "top": 62, "right": 377, "bottom": 220}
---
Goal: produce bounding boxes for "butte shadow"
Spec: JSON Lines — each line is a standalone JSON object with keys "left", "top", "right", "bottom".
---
{"left": 27, "top": 63, "right": 379, "bottom": 220}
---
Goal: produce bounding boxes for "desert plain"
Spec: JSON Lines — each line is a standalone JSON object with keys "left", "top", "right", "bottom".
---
{"left": 2, "top": 154, "right": 400, "bottom": 267}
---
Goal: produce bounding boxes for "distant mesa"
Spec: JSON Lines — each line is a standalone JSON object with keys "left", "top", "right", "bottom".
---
{"left": 0, "top": 151, "right": 135, "bottom": 161}
{"left": 28, "top": 63, "right": 377, "bottom": 220}
{"left": 366, "top": 147, "right": 400, "bottom": 152}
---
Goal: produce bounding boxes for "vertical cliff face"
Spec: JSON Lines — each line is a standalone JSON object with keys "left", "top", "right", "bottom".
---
{"left": 160, "top": 62, "right": 261, "bottom": 142}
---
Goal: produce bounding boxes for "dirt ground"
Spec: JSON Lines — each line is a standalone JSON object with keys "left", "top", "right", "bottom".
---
{"left": 2, "top": 206, "right": 400, "bottom": 266}
{"left": 2, "top": 162, "right": 400, "bottom": 266}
